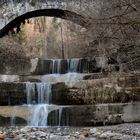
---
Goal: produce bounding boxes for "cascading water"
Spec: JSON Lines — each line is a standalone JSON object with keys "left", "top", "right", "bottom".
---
{"left": 36, "top": 83, "right": 52, "bottom": 104}
{"left": 42, "top": 58, "right": 83, "bottom": 87}
{"left": 27, "top": 82, "right": 52, "bottom": 126}
{"left": 52, "top": 58, "right": 80, "bottom": 74}
{"left": 69, "top": 58, "right": 80, "bottom": 72}
{"left": 42, "top": 73, "right": 84, "bottom": 87}
{"left": 11, "top": 82, "right": 52, "bottom": 127}
{"left": 26, "top": 82, "right": 35, "bottom": 104}
{"left": 29, "top": 104, "right": 49, "bottom": 126}
{"left": 52, "top": 59, "right": 62, "bottom": 74}
{"left": 29, "top": 58, "right": 82, "bottom": 127}
{"left": 11, "top": 58, "right": 83, "bottom": 127}
{"left": 52, "top": 60, "right": 56, "bottom": 74}
{"left": 58, "top": 108, "right": 63, "bottom": 126}
{"left": 11, "top": 106, "right": 19, "bottom": 127}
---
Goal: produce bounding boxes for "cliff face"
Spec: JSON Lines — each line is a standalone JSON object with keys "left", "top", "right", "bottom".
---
{"left": 0, "top": 37, "right": 31, "bottom": 75}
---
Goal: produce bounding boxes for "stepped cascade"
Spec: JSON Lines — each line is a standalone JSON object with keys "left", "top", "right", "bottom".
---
{"left": 0, "top": 58, "right": 139, "bottom": 128}
{"left": 11, "top": 58, "right": 83, "bottom": 127}
{"left": 31, "top": 58, "right": 92, "bottom": 75}
{"left": 27, "top": 82, "right": 52, "bottom": 126}
{"left": 0, "top": 58, "right": 140, "bottom": 127}
{"left": 0, "top": 0, "right": 139, "bottom": 139}
{"left": 0, "top": 1, "right": 139, "bottom": 139}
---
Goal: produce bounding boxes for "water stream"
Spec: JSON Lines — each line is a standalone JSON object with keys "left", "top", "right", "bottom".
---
{"left": 26, "top": 82, "right": 52, "bottom": 126}
{"left": 29, "top": 104, "right": 49, "bottom": 126}
{"left": 69, "top": 58, "right": 80, "bottom": 72}
{"left": 11, "top": 58, "right": 83, "bottom": 127}
{"left": 52, "top": 59, "right": 62, "bottom": 74}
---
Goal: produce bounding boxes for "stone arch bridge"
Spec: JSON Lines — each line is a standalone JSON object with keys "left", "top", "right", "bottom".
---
{"left": 0, "top": 0, "right": 98, "bottom": 37}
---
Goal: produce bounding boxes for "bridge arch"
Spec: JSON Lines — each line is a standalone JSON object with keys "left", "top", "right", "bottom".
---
{"left": 0, "top": 9, "right": 89, "bottom": 38}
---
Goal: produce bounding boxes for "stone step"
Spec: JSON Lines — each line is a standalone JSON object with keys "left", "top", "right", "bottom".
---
{"left": 0, "top": 103, "right": 139, "bottom": 126}
{"left": 118, "top": 73, "right": 140, "bottom": 87}
{"left": 30, "top": 58, "right": 108, "bottom": 75}
{"left": 0, "top": 82, "right": 66, "bottom": 106}
{"left": 0, "top": 77, "right": 140, "bottom": 106}
{"left": 0, "top": 57, "right": 110, "bottom": 75}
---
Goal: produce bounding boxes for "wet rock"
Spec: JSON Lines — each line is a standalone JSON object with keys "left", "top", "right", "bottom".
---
{"left": 60, "top": 60, "right": 68, "bottom": 74}
{"left": 79, "top": 59, "right": 89, "bottom": 73}
{"left": 0, "top": 123, "right": 139, "bottom": 140}
{"left": 0, "top": 134, "right": 5, "bottom": 139}
{"left": 104, "top": 114, "right": 123, "bottom": 125}
{"left": 99, "top": 131, "right": 122, "bottom": 139}
{"left": 89, "top": 128, "right": 97, "bottom": 134}
{"left": 80, "top": 130, "right": 89, "bottom": 137}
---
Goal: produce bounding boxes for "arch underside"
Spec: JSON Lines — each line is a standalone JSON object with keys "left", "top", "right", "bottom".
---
{"left": 0, "top": 9, "right": 89, "bottom": 38}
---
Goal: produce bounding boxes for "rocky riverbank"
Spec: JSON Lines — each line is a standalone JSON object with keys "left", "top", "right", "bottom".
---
{"left": 0, "top": 123, "right": 140, "bottom": 140}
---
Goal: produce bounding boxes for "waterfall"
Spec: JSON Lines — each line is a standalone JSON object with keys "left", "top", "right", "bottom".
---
{"left": 58, "top": 108, "right": 63, "bottom": 126}
{"left": 29, "top": 105, "right": 49, "bottom": 126}
{"left": 69, "top": 58, "right": 80, "bottom": 72}
{"left": 10, "top": 58, "right": 85, "bottom": 127}
{"left": 36, "top": 83, "right": 52, "bottom": 104}
{"left": 52, "top": 59, "right": 62, "bottom": 74}
{"left": 11, "top": 106, "right": 19, "bottom": 126}
{"left": 42, "top": 73, "right": 84, "bottom": 87}
{"left": 52, "top": 60, "right": 56, "bottom": 74}
{"left": 25, "top": 82, "right": 52, "bottom": 127}
{"left": 67, "top": 59, "right": 70, "bottom": 72}
{"left": 26, "top": 82, "right": 35, "bottom": 104}
{"left": 52, "top": 58, "right": 80, "bottom": 74}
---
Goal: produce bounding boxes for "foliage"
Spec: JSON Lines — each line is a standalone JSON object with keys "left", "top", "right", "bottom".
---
{"left": 16, "top": 24, "right": 27, "bottom": 45}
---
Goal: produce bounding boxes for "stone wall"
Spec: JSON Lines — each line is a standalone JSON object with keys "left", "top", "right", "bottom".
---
{"left": 59, "top": 73, "right": 140, "bottom": 105}
{"left": 30, "top": 58, "right": 108, "bottom": 75}
{"left": 48, "top": 103, "right": 140, "bottom": 126}
{"left": 0, "top": 73, "right": 139, "bottom": 105}
{"left": 0, "top": 103, "right": 140, "bottom": 126}
{"left": 0, "top": 57, "right": 119, "bottom": 75}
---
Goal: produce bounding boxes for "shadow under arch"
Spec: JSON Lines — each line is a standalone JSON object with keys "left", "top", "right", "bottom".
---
{"left": 0, "top": 9, "right": 89, "bottom": 38}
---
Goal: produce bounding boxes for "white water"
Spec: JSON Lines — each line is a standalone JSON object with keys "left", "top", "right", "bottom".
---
{"left": 58, "top": 108, "right": 63, "bottom": 126}
{"left": 25, "top": 82, "right": 52, "bottom": 126}
{"left": 69, "top": 58, "right": 80, "bottom": 72}
{"left": 11, "top": 58, "right": 83, "bottom": 127}
{"left": 52, "top": 59, "right": 62, "bottom": 74}
{"left": 42, "top": 72, "right": 84, "bottom": 87}
{"left": 51, "top": 58, "right": 80, "bottom": 74}
{"left": 26, "top": 82, "right": 35, "bottom": 104}
{"left": 36, "top": 83, "right": 52, "bottom": 104}
{"left": 11, "top": 106, "right": 19, "bottom": 127}
{"left": 29, "top": 104, "right": 49, "bottom": 126}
